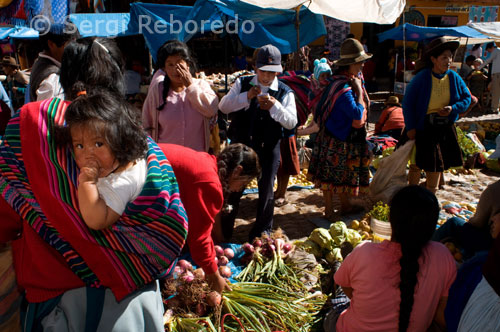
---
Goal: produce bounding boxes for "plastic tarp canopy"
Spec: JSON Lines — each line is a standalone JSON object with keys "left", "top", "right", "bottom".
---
{"left": 377, "top": 23, "right": 491, "bottom": 43}
{"left": 129, "top": 0, "right": 326, "bottom": 62}
{"left": 129, "top": 3, "right": 195, "bottom": 63}
{"left": 69, "top": 13, "right": 134, "bottom": 38}
{"left": 467, "top": 22, "right": 500, "bottom": 40}
{"left": 240, "top": 0, "right": 405, "bottom": 24}
{"left": 0, "top": 26, "right": 38, "bottom": 39}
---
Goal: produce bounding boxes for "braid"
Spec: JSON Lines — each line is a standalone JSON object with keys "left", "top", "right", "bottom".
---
{"left": 398, "top": 245, "right": 423, "bottom": 331}
{"left": 389, "top": 186, "right": 439, "bottom": 332}
{"left": 157, "top": 75, "right": 170, "bottom": 111}
{"left": 217, "top": 144, "right": 261, "bottom": 210}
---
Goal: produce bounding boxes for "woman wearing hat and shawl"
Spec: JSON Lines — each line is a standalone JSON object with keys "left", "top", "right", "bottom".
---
{"left": 374, "top": 96, "right": 404, "bottom": 140}
{"left": 308, "top": 38, "right": 371, "bottom": 219}
{"left": 402, "top": 37, "right": 471, "bottom": 194}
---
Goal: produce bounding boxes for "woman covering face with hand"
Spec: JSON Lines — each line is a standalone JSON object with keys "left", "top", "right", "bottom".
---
{"left": 142, "top": 40, "right": 218, "bottom": 152}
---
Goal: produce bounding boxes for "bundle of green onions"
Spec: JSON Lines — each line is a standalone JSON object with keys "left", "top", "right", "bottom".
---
{"left": 222, "top": 282, "right": 325, "bottom": 332}
{"left": 237, "top": 237, "right": 306, "bottom": 293}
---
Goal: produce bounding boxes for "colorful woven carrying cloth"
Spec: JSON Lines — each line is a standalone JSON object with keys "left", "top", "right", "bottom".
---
{"left": 0, "top": 98, "right": 188, "bottom": 301}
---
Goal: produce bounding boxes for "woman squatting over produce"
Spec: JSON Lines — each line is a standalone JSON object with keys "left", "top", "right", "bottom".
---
{"left": 162, "top": 143, "right": 261, "bottom": 293}
{"left": 324, "top": 185, "right": 457, "bottom": 331}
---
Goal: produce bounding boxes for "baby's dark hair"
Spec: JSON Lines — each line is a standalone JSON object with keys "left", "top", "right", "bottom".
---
{"left": 156, "top": 40, "right": 197, "bottom": 110}
{"left": 60, "top": 90, "right": 148, "bottom": 167}
{"left": 389, "top": 185, "right": 439, "bottom": 332}
{"left": 217, "top": 144, "right": 261, "bottom": 200}
{"left": 60, "top": 37, "right": 125, "bottom": 100}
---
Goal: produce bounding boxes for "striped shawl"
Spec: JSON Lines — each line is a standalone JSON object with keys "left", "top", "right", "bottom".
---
{"left": 0, "top": 98, "right": 188, "bottom": 301}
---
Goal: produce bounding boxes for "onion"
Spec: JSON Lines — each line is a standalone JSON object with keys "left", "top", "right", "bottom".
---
{"left": 242, "top": 243, "right": 255, "bottom": 254}
{"left": 206, "top": 291, "right": 222, "bottom": 307}
{"left": 173, "top": 265, "right": 184, "bottom": 275}
{"left": 218, "top": 255, "right": 229, "bottom": 266}
{"left": 274, "top": 238, "right": 285, "bottom": 251}
{"left": 193, "top": 268, "right": 205, "bottom": 280}
{"left": 223, "top": 248, "right": 235, "bottom": 260}
{"left": 240, "top": 253, "right": 253, "bottom": 265}
{"left": 177, "top": 259, "right": 193, "bottom": 271}
{"left": 219, "top": 265, "right": 232, "bottom": 278}
{"left": 252, "top": 239, "right": 262, "bottom": 248}
{"left": 182, "top": 270, "right": 194, "bottom": 282}
{"left": 195, "top": 303, "right": 206, "bottom": 316}
{"left": 214, "top": 256, "right": 218, "bottom": 265}
{"left": 283, "top": 242, "right": 293, "bottom": 254}
{"left": 214, "top": 245, "right": 224, "bottom": 257}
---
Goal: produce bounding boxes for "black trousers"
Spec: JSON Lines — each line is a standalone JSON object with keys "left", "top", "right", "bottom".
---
{"left": 221, "top": 141, "right": 281, "bottom": 242}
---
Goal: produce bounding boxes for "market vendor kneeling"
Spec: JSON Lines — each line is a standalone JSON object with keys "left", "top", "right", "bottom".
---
{"left": 432, "top": 134, "right": 500, "bottom": 257}
{"left": 374, "top": 96, "right": 404, "bottom": 140}
{"left": 163, "top": 143, "right": 261, "bottom": 293}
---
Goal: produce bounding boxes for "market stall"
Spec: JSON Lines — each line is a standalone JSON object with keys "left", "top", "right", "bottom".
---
{"left": 377, "top": 23, "right": 493, "bottom": 95}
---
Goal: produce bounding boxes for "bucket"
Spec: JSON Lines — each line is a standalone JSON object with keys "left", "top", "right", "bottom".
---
{"left": 371, "top": 216, "right": 391, "bottom": 243}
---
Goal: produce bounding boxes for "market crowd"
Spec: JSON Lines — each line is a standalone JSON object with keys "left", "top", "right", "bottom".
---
{"left": 0, "top": 20, "right": 499, "bottom": 332}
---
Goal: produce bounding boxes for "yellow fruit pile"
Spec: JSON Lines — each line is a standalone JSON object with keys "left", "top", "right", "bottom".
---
{"left": 245, "top": 169, "right": 314, "bottom": 190}
{"left": 349, "top": 217, "right": 373, "bottom": 241}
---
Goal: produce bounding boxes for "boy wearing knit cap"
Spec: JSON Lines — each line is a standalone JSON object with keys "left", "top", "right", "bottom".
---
{"left": 218, "top": 44, "right": 297, "bottom": 242}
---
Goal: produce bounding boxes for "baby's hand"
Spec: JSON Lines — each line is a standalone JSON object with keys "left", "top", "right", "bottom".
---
{"left": 79, "top": 161, "right": 99, "bottom": 184}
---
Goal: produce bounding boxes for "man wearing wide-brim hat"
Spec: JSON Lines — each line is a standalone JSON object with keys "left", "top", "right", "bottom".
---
{"left": 0, "top": 56, "right": 29, "bottom": 111}
{"left": 401, "top": 36, "right": 471, "bottom": 193}
{"left": 375, "top": 95, "right": 404, "bottom": 140}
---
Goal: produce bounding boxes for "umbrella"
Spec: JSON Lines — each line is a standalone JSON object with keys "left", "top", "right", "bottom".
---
{"left": 240, "top": 0, "right": 405, "bottom": 24}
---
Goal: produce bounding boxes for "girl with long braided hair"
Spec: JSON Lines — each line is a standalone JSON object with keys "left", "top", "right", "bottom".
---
{"left": 325, "top": 185, "right": 457, "bottom": 331}
{"left": 162, "top": 143, "right": 260, "bottom": 293}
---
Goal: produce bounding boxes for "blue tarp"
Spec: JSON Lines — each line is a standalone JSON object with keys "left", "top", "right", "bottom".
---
{"left": 129, "top": 3, "right": 193, "bottom": 62}
{"left": 130, "top": 0, "right": 326, "bottom": 62}
{"left": 69, "top": 13, "right": 134, "bottom": 38}
{"left": 1, "top": 26, "right": 39, "bottom": 39}
{"left": 377, "top": 23, "right": 490, "bottom": 42}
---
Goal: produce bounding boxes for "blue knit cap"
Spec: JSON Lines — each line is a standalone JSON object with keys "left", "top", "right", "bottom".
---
{"left": 314, "top": 58, "right": 331, "bottom": 80}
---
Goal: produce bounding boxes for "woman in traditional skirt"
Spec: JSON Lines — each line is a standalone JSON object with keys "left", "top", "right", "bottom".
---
{"left": 308, "top": 39, "right": 371, "bottom": 219}
{"left": 402, "top": 37, "right": 471, "bottom": 193}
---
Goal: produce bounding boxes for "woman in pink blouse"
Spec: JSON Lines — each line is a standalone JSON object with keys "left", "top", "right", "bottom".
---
{"left": 142, "top": 40, "right": 218, "bottom": 152}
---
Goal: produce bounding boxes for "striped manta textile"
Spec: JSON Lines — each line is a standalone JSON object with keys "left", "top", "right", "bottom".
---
{"left": 0, "top": 98, "right": 188, "bottom": 300}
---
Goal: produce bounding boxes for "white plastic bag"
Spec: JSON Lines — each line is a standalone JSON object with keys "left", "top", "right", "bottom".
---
{"left": 369, "top": 140, "right": 415, "bottom": 203}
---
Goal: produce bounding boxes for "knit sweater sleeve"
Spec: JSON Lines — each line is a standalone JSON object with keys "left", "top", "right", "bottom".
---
{"left": 449, "top": 71, "right": 471, "bottom": 117}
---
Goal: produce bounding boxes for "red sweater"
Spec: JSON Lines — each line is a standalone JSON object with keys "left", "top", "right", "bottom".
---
{"left": 0, "top": 197, "right": 85, "bottom": 302}
{"left": 161, "top": 144, "right": 223, "bottom": 274}
{"left": 374, "top": 106, "right": 405, "bottom": 134}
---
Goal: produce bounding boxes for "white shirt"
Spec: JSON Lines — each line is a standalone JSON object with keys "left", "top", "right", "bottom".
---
{"left": 96, "top": 159, "right": 146, "bottom": 215}
{"left": 218, "top": 75, "right": 297, "bottom": 130}
{"left": 36, "top": 53, "right": 64, "bottom": 101}
{"left": 480, "top": 47, "right": 500, "bottom": 75}
{"left": 37, "top": 72, "right": 64, "bottom": 100}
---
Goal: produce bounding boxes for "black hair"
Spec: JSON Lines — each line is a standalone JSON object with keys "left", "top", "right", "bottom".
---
{"left": 486, "top": 42, "right": 495, "bottom": 50}
{"left": 346, "top": 33, "right": 355, "bottom": 39}
{"left": 333, "top": 65, "right": 350, "bottom": 75}
{"left": 60, "top": 37, "right": 125, "bottom": 100}
{"left": 156, "top": 40, "right": 197, "bottom": 111}
{"left": 217, "top": 143, "right": 261, "bottom": 203}
{"left": 389, "top": 185, "right": 439, "bottom": 332}
{"left": 465, "top": 55, "right": 476, "bottom": 63}
{"left": 39, "top": 23, "right": 80, "bottom": 51}
{"left": 58, "top": 90, "right": 147, "bottom": 168}
{"left": 471, "top": 44, "right": 481, "bottom": 51}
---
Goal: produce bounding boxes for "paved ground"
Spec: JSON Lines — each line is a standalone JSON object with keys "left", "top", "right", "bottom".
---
{"left": 229, "top": 108, "right": 500, "bottom": 243}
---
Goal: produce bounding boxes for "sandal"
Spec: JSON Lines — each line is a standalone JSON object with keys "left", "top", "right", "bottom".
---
{"left": 274, "top": 198, "right": 288, "bottom": 207}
